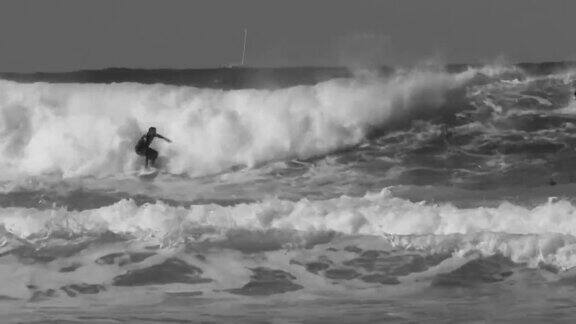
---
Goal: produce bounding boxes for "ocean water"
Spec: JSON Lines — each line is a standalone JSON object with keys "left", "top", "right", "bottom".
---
{"left": 1, "top": 64, "right": 576, "bottom": 323}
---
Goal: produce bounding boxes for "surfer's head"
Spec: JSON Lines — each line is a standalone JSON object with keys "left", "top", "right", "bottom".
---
{"left": 148, "top": 127, "right": 156, "bottom": 135}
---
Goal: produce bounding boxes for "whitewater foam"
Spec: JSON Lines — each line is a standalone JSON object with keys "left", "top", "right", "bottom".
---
{"left": 2, "top": 189, "right": 576, "bottom": 268}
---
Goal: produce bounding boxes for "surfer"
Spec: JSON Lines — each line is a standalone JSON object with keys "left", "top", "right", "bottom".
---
{"left": 135, "top": 127, "right": 171, "bottom": 168}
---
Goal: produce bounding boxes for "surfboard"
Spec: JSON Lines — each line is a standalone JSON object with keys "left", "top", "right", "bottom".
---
{"left": 138, "top": 168, "right": 160, "bottom": 180}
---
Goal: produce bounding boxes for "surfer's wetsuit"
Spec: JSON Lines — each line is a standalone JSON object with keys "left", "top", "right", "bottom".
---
{"left": 135, "top": 127, "right": 171, "bottom": 168}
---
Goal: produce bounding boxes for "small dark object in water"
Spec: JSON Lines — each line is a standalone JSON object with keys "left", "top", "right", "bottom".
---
{"left": 112, "top": 258, "right": 211, "bottom": 286}
{"left": 549, "top": 178, "right": 557, "bottom": 186}
{"left": 226, "top": 267, "right": 303, "bottom": 296}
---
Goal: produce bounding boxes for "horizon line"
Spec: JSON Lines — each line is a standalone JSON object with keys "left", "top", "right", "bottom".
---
{"left": 1, "top": 60, "right": 575, "bottom": 75}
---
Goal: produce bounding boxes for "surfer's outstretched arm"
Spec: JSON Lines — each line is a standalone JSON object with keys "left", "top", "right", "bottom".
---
{"left": 155, "top": 134, "right": 172, "bottom": 143}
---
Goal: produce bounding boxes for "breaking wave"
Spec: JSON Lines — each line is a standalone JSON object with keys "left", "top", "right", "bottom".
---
{"left": 0, "top": 69, "right": 475, "bottom": 179}
{"left": 3, "top": 189, "right": 576, "bottom": 269}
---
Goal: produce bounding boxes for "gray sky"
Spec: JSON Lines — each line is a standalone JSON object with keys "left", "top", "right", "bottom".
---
{"left": 0, "top": 0, "right": 574, "bottom": 72}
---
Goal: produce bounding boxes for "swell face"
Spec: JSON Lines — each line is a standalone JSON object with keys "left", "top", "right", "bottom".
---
{"left": 2, "top": 65, "right": 576, "bottom": 323}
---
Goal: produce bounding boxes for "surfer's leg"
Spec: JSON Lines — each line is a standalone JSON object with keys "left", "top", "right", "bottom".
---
{"left": 136, "top": 148, "right": 149, "bottom": 168}
{"left": 146, "top": 148, "right": 158, "bottom": 167}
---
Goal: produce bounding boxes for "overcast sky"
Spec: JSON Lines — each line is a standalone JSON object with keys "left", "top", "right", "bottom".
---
{"left": 0, "top": 0, "right": 574, "bottom": 72}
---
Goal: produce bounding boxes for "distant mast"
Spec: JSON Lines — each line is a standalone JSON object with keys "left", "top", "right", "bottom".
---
{"left": 241, "top": 28, "right": 247, "bottom": 66}
{"left": 221, "top": 28, "right": 248, "bottom": 68}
